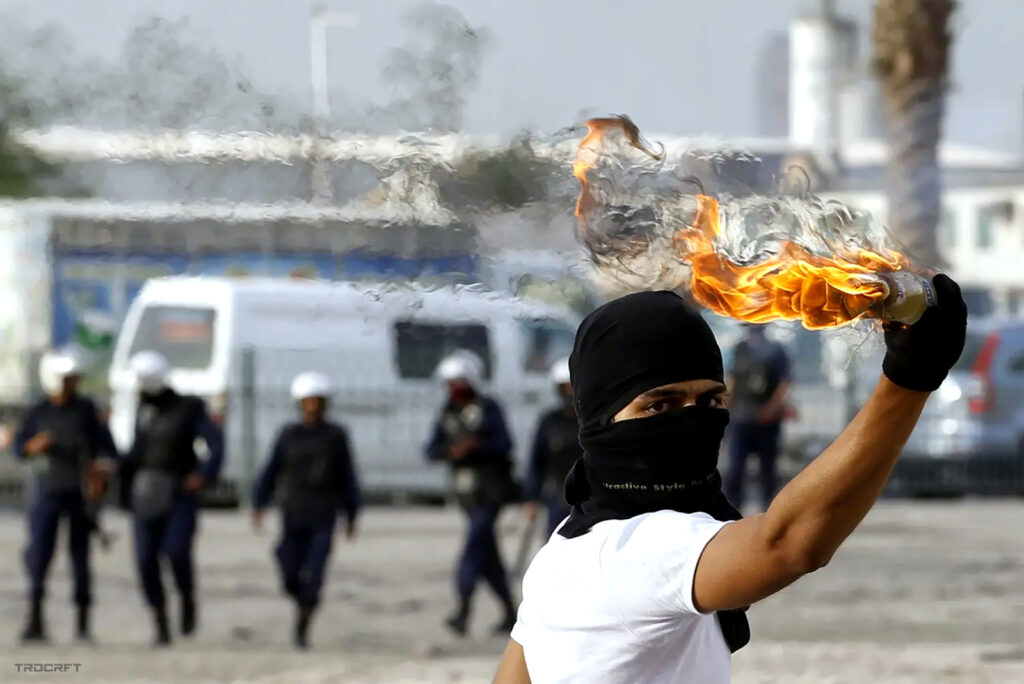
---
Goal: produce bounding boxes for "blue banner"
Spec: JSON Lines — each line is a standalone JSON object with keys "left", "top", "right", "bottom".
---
{"left": 53, "top": 250, "right": 480, "bottom": 349}
{"left": 191, "top": 252, "right": 339, "bottom": 279}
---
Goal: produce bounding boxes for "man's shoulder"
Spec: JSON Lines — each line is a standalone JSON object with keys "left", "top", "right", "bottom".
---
{"left": 539, "top": 407, "right": 569, "bottom": 423}
{"left": 479, "top": 395, "right": 504, "bottom": 412}
{"left": 626, "top": 509, "right": 723, "bottom": 526}
{"left": 72, "top": 394, "right": 99, "bottom": 410}
{"left": 595, "top": 511, "right": 729, "bottom": 554}
{"left": 325, "top": 421, "right": 349, "bottom": 439}
{"left": 27, "top": 397, "right": 50, "bottom": 412}
{"left": 171, "top": 393, "right": 206, "bottom": 413}
{"left": 279, "top": 421, "right": 302, "bottom": 436}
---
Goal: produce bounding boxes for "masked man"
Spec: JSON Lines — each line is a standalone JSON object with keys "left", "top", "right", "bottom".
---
{"left": 15, "top": 348, "right": 119, "bottom": 643}
{"left": 497, "top": 279, "right": 966, "bottom": 683}
{"left": 523, "top": 357, "right": 581, "bottom": 537}
{"left": 252, "top": 371, "right": 361, "bottom": 649}
{"left": 121, "top": 350, "right": 224, "bottom": 646}
{"left": 426, "top": 351, "right": 517, "bottom": 637}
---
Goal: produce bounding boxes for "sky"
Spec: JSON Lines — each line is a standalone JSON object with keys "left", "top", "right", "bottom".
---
{"left": 1, "top": 0, "right": 1021, "bottom": 151}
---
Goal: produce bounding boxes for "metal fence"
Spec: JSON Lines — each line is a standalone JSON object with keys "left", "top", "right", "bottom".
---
{"left": 225, "top": 344, "right": 560, "bottom": 506}
{"left": 1, "top": 341, "right": 1022, "bottom": 509}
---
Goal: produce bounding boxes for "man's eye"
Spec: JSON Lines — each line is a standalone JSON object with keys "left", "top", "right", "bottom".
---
{"left": 698, "top": 394, "right": 727, "bottom": 408}
{"left": 643, "top": 401, "right": 670, "bottom": 415}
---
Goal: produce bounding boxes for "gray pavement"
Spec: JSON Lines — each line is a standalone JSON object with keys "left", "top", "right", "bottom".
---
{"left": 1, "top": 501, "right": 1023, "bottom": 682}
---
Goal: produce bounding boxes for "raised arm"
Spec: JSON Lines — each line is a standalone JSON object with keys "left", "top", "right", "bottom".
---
{"left": 694, "top": 274, "right": 967, "bottom": 612}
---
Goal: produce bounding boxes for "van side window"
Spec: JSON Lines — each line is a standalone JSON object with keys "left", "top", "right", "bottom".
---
{"left": 393, "top": 322, "right": 492, "bottom": 379}
{"left": 520, "top": 319, "right": 575, "bottom": 373}
{"left": 128, "top": 306, "right": 216, "bottom": 369}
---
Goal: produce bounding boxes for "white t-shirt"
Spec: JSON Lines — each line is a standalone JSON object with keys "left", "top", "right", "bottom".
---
{"left": 510, "top": 510, "right": 732, "bottom": 684}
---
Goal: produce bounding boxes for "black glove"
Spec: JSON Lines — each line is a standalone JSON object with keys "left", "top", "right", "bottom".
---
{"left": 882, "top": 273, "right": 968, "bottom": 392}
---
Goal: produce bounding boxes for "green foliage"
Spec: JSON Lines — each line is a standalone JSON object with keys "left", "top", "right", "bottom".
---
{"left": 439, "top": 137, "right": 560, "bottom": 212}
{"left": 0, "top": 66, "right": 54, "bottom": 197}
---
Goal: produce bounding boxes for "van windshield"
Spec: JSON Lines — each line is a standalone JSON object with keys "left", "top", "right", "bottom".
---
{"left": 128, "top": 306, "right": 217, "bottom": 369}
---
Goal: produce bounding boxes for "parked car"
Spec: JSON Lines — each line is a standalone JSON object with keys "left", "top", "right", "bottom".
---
{"left": 858, "top": 318, "right": 1024, "bottom": 496}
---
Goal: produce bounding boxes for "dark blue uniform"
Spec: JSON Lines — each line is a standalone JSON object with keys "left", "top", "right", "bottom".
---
{"left": 14, "top": 396, "right": 118, "bottom": 617}
{"left": 426, "top": 395, "right": 516, "bottom": 629}
{"left": 724, "top": 334, "right": 792, "bottom": 510}
{"left": 253, "top": 420, "right": 361, "bottom": 609}
{"left": 525, "top": 407, "right": 581, "bottom": 537}
{"left": 122, "top": 389, "right": 223, "bottom": 624}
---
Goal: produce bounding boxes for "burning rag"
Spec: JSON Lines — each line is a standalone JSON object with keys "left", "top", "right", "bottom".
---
{"left": 558, "top": 290, "right": 750, "bottom": 653}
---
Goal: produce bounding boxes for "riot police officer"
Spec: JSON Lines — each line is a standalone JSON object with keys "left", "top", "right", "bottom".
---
{"left": 425, "top": 351, "right": 517, "bottom": 637}
{"left": 14, "top": 348, "right": 119, "bottom": 643}
{"left": 724, "top": 323, "right": 793, "bottom": 510}
{"left": 523, "top": 357, "right": 581, "bottom": 538}
{"left": 121, "top": 350, "right": 224, "bottom": 646}
{"left": 251, "top": 371, "right": 361, "bottom": 649}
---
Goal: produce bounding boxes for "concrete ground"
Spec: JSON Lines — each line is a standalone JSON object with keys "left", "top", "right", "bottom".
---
{"left": 1, "top": 501, "right": 1023, "bottom": 683}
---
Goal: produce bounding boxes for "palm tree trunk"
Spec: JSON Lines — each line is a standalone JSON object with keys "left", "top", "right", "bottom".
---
{"left": 872, "top": 0, "right": 955, "bottom": 270}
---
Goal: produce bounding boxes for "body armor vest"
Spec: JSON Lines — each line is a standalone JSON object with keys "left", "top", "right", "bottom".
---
{"left": 137, "top": 395, "right": 199, "bottom": 476}
{"left": 440, "top": 399, "right": 514, "bottom": 508}
{"left": 280, "top": 424, "right": 340, "bottom": 521}
{"left": 33, "top": 399, "right": 91, "bottom": 493}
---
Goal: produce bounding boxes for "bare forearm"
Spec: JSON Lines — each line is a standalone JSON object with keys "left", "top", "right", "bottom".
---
{"left": 764, "top": 375, "right": 928, "bottom": 565}
{"left": 494, "top": 640, "right": 531, "bottom": 684}
{"left": 697, "top": 276, "right": 964, "bottom": 613}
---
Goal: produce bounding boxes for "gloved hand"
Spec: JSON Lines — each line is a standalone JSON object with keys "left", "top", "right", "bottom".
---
{"left": 882, "top": 273, "right": 968, "bottom": 392}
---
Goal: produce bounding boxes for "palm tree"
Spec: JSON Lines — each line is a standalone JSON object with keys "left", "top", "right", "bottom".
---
{"left": 872, "top": 0, "right": 955, "bottom": 269}
{"left": 0, "top": 70, "right": 53, "bottom": 197}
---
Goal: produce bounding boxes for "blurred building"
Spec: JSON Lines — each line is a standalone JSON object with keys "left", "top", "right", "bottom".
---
{"left": 756, "top": 32, "right": 789, "bottom": 137}
{"left": 11, "top": 0, "right": 1024, "bottom": 321}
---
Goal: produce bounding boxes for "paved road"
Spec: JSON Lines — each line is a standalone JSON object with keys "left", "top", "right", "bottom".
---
{"left": 1, "top": 501, "right": 1023, "bottom": 682}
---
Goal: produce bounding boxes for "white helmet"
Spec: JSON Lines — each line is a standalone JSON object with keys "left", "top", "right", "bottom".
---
{"left": 290, "top": 371, "right": 331, "bottom": 401}
{"left": 435, "top": 350, "right": 484, "bottom": 386}
{"left": 130, "top": 350, "right": 170, "bottom": 393}
{"left": 39, "top": 349, "right": 86, "bottom": 395}
{"left": 548, "top": 356, "right": 571, "bottom": 385}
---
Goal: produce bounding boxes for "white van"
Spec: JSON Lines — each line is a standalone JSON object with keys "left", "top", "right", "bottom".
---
{"left": 108, "top": 276, "right": 581, "bottom": 502}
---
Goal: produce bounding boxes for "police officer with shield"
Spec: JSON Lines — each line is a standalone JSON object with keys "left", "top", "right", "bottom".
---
{"left": 14, "top": 348, "right": 119, "bottom": 643}
{"left": 121, "top": 351, "right": 224, "bottom": 646}
{"left": 251, "top": 371, "right": 361, "bottom": 649}
{"left": 523, "top": 357, "right": 581, "bottom": 538}
{"left": 426, "top": 351, "right": 517, "bottom": 637}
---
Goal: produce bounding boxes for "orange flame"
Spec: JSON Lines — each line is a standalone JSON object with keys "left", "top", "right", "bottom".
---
{"left": 573, "top": 116, "right": 913, "bottom": 329}
{"left": 574, "top": 116, "right": 662, "bottom": 219}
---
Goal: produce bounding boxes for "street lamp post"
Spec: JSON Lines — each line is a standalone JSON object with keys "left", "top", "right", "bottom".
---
{"left": 309, "top": 4, "right": 360, "bottom": 204}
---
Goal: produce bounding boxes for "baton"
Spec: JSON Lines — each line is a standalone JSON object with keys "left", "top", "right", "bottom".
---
{"left": 512, "top": 513, "right": 540, "bottom": 579}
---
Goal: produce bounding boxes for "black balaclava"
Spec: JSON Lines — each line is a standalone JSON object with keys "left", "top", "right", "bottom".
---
{"left": 558, "top": 290, "right": 750, "bottom": 653}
